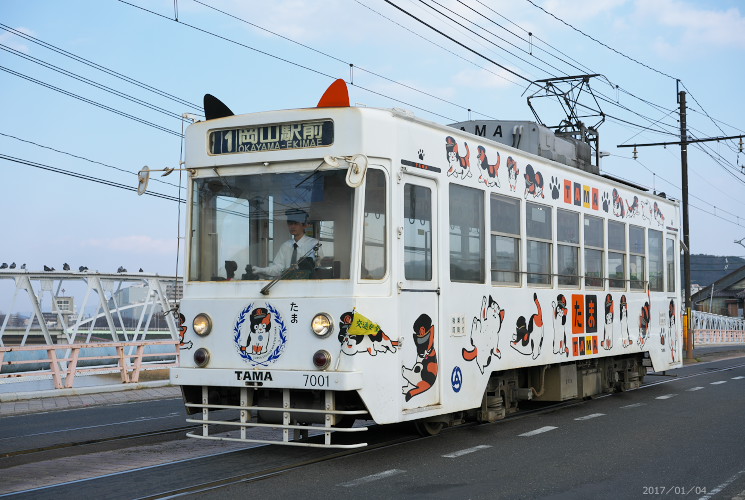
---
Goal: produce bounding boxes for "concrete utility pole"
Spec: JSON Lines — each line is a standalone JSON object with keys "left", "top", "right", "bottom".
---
{"left": 617, "top": 91, "right": 745, "bottom": 360}
{"left": 679, "top": 91, "right": 694, "bottom": 360}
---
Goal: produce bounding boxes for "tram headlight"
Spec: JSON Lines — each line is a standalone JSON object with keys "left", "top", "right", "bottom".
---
{"left": 313, "top": 349, "right": 332, "bottom": 370}
{"left": 193, "top": 313, "right": 212, "bottom": 336}
{"left": 311, "top": 313, "right": 333, "bottom": 337}
{"left": 194, "top": 348, "right": 210, "bottom": 367}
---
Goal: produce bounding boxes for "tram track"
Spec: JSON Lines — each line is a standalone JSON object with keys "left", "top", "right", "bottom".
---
{"left": 4, "top": 359, "right": 743, "bottom": 498}
{"left": 136, "top": 399, "right": 590, "bottom": 499}
{"left": 128, "top": 360, "right": 745, "bottom": 498}
{"left": 0, "top": 425, "right": 198, "bottom": 461}
{"left": 138, "top": 428, "right": 421, "bottom": 499}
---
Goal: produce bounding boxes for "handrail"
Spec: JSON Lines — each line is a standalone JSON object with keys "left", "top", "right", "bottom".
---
{"left": 0, "top": 340, "right": 179, "bottom": 389}
{"left": 692, "top": 311, "right": 745, "bottom": 345}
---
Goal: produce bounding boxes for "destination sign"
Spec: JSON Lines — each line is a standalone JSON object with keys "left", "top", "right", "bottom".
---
{"left": 209, "top": 120, "right": 334, "bottom": 155}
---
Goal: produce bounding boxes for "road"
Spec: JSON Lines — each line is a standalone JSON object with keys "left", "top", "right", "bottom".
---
{"left": 202, "top": 358, "right": 745, "bottom": 500}
{"left": 0, "top": 350, "right": 743, "bottom": 499}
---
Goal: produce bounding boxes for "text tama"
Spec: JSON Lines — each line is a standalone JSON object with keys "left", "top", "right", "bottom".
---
{"left": 234, "top": 371, "right": 273, "bottom": 381}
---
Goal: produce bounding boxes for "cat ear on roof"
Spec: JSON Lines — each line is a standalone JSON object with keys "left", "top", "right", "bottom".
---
{"left": 317, "top": 79, "right": 350, "bottom": 108}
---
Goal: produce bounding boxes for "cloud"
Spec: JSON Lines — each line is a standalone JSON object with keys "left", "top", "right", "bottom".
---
{"left": 82, "top": 235, "right": 176, "bottom": 255}
{"left": 224, "top": 0, "right": 356, "bottom": 42}
{"left": 542, "top": 0, "right": 629, "bottom": 24}
{"left": 634, "top": 0, "right": 745, "bottom": 51}
{"left": 0, "top": 27, "right": 33, "bottom": 53}
{"left": 452, "top": 67, "right": 522, "bottom": 89}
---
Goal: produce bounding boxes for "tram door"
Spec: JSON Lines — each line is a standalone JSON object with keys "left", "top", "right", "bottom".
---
{"left": 399, "top": 176, "right": 440, "bottom": 410}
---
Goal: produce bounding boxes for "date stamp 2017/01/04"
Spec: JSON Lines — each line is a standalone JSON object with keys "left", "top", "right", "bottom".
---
{"left": 643, "top": 486, "right": 706, "bottom": 495}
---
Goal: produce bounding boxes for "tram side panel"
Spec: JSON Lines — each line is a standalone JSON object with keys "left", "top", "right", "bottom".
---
{"left": 376, "top": 115, "right": 682, "bottom": 419}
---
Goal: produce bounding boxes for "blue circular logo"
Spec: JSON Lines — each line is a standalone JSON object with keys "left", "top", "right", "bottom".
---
{"left": 451, "top": 366, "right": 463, "bottom": 393}
{"left": 233, "top": 303, "right": 287, "bottom": 366}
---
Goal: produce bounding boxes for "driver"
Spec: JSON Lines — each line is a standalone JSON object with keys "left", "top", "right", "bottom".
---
{"left": 252, "top": 209, "right": 321, "bottom": 277}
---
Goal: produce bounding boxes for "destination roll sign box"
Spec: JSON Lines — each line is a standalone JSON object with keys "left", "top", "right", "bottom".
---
{"left": 209, "top": 119, "right": 334, "bottom": 155}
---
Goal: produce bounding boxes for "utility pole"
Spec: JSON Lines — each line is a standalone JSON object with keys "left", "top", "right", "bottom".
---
{"left": 679, "top": 91, "right": 694, "bottom": 360}
{"left": 618, "top": 92, "right": 745, "bottom": 360}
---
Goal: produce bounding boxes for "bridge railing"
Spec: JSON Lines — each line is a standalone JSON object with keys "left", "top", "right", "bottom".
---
{"left": 692, "top": 310, "right": 745, "bottom": 345}
{"left": 0, "top": 270, "right": 183, "bottom": 390}
{"left": 0, "top": 340, "right": 179, "bottom": 389}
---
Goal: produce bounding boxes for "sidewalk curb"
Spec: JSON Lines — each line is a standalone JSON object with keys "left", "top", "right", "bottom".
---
{"left": 0, "top": 380, "right": 175, "bottom": 403}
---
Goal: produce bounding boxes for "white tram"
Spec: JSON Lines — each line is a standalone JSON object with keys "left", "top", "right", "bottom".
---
{"left": 170, "top": 80, "right": 682, "bottom": 448}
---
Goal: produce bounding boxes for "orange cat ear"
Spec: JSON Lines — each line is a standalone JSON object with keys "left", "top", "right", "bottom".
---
{"left": 317, "top": 79, "right": 350, "bottom": 108}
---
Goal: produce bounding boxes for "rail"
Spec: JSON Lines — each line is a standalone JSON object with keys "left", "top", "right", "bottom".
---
{"left": 0, "top": 270, "right": 183, "bottom": 390}
{"left": 693, "top": 310, "right": 745, "bottom": 345}
{"left": 0, "top": 270, "right": 181, "bottom": 346}
{"left": 0, "top": 340, "right": 179, "bottom": 389}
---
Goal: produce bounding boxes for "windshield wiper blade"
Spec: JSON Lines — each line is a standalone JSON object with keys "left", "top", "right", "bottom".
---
{"left": 260, "top": 243, "right": 321, "bottom": 295}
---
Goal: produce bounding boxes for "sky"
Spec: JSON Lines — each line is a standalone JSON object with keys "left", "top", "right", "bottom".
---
{"left": 2, "top": 0, "right": 745, "bottom": 278}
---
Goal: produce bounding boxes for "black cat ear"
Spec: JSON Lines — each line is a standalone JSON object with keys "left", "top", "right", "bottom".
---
{"left": 204, "top": 94, "right": 234, "bottom": 120}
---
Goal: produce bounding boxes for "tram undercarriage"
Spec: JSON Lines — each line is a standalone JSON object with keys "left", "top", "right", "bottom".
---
{"left": 179, "top": 353, "right": 647, "bottom": 446}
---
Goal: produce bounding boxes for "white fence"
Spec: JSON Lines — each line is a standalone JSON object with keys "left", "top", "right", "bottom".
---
{"left": 0, "top": 270, "right": 182, "bottom": 390}
{"left": 692, "top": 310, "right": 745, "bottom": 345}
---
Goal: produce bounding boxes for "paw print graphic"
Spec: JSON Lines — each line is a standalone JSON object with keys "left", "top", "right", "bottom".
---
{"left": 549, "top": 176, "right": 560, "bottom": 200}
{"left": 601, "top": 192, "right": 610, "bottom": 213}
{"left": 418, "top": 149, "right": 425, "bottom": 161}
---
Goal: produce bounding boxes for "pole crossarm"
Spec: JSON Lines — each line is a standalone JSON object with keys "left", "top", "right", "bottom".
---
{"left": 617, "top": 133, "right": 745, "bottom": 148}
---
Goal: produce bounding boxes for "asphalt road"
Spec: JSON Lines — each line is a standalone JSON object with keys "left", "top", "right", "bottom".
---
{"left": 0, "top": 398, "right": 185, "bottom": 457}
{"left": 1, "top": 349, "right": 744, "bottom": 499}
{"left": 208, "top": 358, "right": 745, "bottom": 500}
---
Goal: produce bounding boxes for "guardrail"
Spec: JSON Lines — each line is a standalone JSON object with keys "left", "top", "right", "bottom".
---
{"left": 0, "top": 270, "right": 180, "bottom": 346}
{"left": 693, "top": 310, "right": 745, "bottom": 345}
{"left": 0, "top": 340, "right": 179, "bottom": 389}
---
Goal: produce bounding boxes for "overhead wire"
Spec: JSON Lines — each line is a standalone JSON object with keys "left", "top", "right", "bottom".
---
{"left": 0, "top": 43, "right": 187, "bottom": 122}
{"left": 390, "top": 0, "right": 684, "bottom": 139}
{"left": 381, "top": 0, "right": 535, "bottom": 86}
{"left": 606, "top": 154, "right": 745, "bottom": 227}
{"left": 451, "top": 1, "right": 683, "bottom": 136}
{"left": 189, "top": 0, "right": 685, "bottom": 137}
{"left": 193, "top": 0, "right": 491, "bottom": 118}
{"left": 414, "top": 0, "right": 563, "bottom": 79}
{"left": 0, "top": 154, "right": 181, "bottom": 203}
{"left": 471, "top": 0, "right": 595, "bottom": 75}
{"left": 0, "top": 65, "right": 184, "bottom": 137}
{"left": 0, "top": 22, "right": 202, "bottom": 113}
{"left": 680, "top": 81, "right": 743, "bottom": 147}
{"left": 517, "top": 0, "right": 742, "bottom": 156}
{"left": 8, "top": 1, "right": 739, "bottom": 231}
{"left": 0, "top": 131, "right": 184, "bottom": 190}
{"left": 353, "top": 0, "right": 526, "bottom": 94}
{"left": 523, "top": 0, "right": 678, "bottom": 81}
{"left": 117, "top": 0, "right": 459, "bottom": 122}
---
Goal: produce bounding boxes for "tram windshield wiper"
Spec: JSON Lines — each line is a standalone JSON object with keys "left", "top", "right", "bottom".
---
{"left": 260, "top": 243, "right": 322, "bottom": 295}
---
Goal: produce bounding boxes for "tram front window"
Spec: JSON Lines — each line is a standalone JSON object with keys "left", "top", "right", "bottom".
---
{"left": 189, "top": 169, "right": 354, "bottom": 282}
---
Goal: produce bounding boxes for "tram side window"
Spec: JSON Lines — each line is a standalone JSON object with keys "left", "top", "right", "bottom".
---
{"left": 629, "top": 225, "right": 646, "bottom": 290}
{"left": 649, "top": 229, "right": 664, "bottom": 291}
{"left": 608, "top": 220, "right": 626, "bottom": 290}
{"left": 526, "top": 203, "right": 552, "bottom": 286}
{"left": 404, "top": 184, "right": 432, "bottom": 281}
{"left": 666, "top": 238, "right": 676, "bottom": 292}
{"left": 557, "top": 209, "right": 579, "bottom": 287}
{"left": 361, "top": 170, "right": 387, "bottom": 280}
{"left": 449, "top": 184, "right": 485, "bottom": 283}
{"left": 584, "top": 215, "right": 604, "bottom": 288}
{"left": 490, "top": 194, "right": 520, "bottom": 284}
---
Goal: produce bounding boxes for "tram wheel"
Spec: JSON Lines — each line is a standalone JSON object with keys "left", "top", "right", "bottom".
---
{"left": 414, "top": 420, "right": 445, "bottom": 437}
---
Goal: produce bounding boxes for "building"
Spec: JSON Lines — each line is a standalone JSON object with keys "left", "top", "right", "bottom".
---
{"left": 691, "top": 264, "right": 745, "bottom": 317}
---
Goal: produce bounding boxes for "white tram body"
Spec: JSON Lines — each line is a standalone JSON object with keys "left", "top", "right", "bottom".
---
{"left": 171, "top": 81, "right": 681, "bottom": 448}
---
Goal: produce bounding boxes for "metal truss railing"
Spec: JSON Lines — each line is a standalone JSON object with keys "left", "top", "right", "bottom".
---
{"left": 0, "top": 340, "right": 179, "bottom": 389}
{"left": 693, "top": 310, "right": 745, "bottom": 345}
{"left": 0, "top": 270, "right": 182, "bottom": 389}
